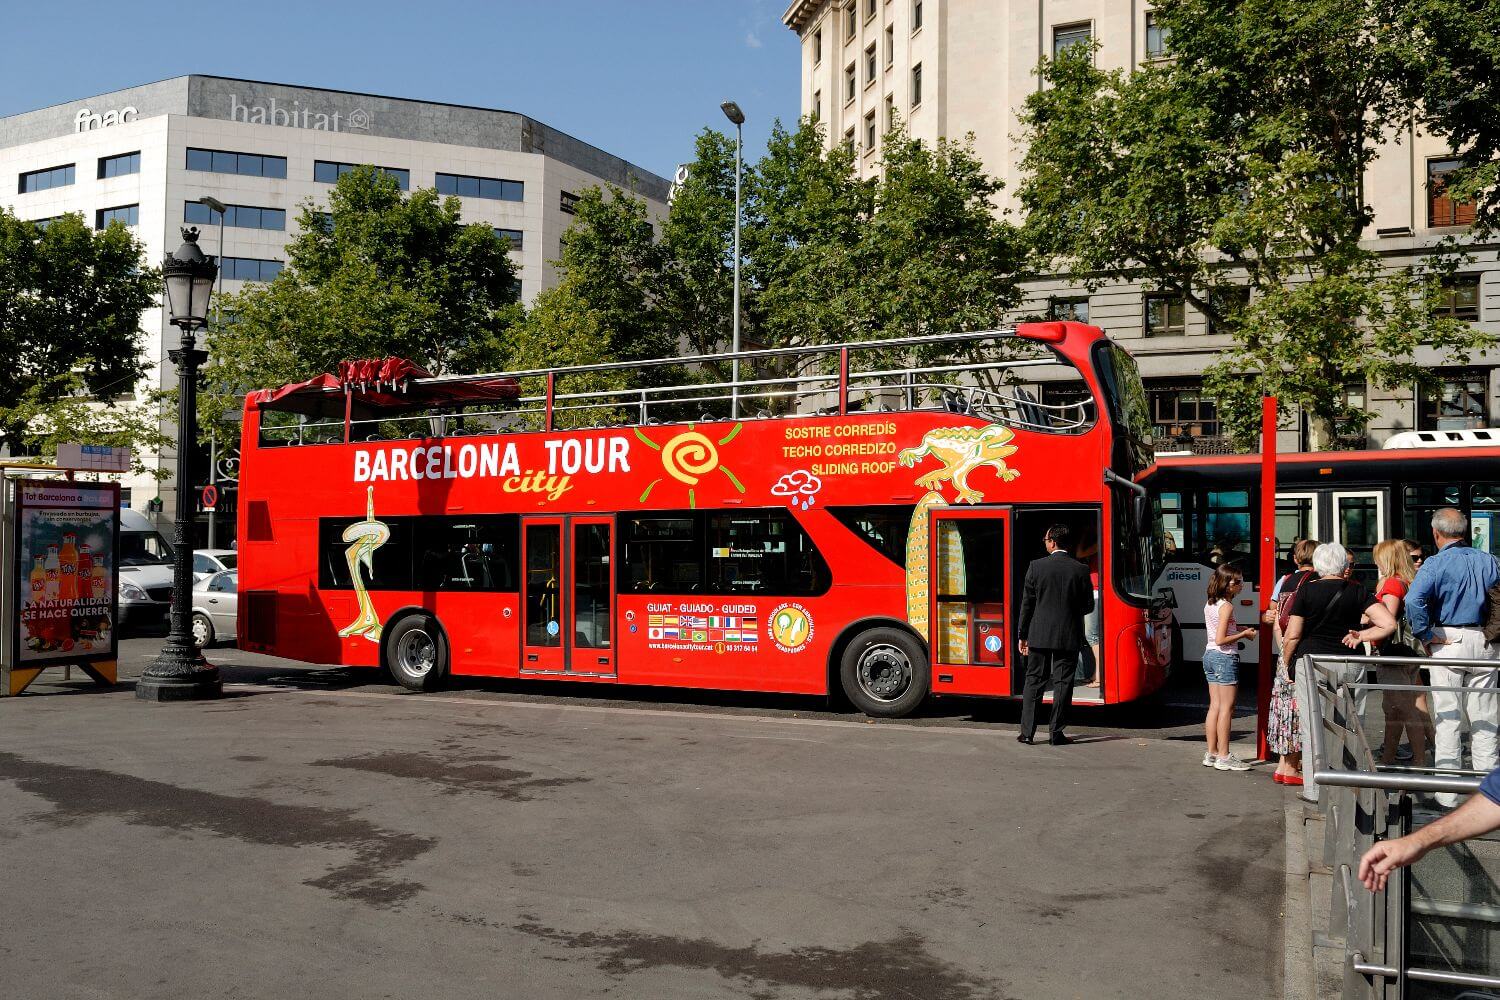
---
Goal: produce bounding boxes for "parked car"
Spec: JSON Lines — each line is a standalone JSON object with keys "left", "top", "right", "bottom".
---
{"left": 192, "top": 548, "right": 237, "bottom": 582}
{"left": 119, "top": 508, "right": 175, "bottom": 630}
{"left": 191, "top": 570, "right": 237, "bottom": 647}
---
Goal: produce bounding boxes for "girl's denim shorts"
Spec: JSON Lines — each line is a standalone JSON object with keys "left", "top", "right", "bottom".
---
{"left": 1202, "top": 649, "right": 1239, "bottom": 685}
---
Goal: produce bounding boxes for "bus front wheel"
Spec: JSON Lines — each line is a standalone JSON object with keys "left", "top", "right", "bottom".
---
{"left": 839, "top": 627, "right": 929, "bottom": 718}
{"left": 383, "top": 612, "right": 451, "bottom": 692}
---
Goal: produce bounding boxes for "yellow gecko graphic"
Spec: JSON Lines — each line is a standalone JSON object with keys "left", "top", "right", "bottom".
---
{"left": 898, "top": 424, "right": 1022, "bottom": 631}
{"left": 898, "top": 424, "right": 1020, "bottom": 504}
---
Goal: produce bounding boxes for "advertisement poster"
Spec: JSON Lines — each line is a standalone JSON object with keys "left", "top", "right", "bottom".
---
{"left": 15, "top": 482, "right": 119, "bottom": 664}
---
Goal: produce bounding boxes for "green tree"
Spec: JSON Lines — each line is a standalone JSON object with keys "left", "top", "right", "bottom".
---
{"left": 202, "top": 166, "right": 522, "bottom": 429}
{"left": 0, "top": 209, "right": 164, "bottom": 470}
{"left": 1018, "top": 1, "right": 1496, "bottom": 447}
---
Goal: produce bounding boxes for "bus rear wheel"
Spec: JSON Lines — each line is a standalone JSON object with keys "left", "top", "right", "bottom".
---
{"left": 383, "top": 612, "right": 450, "bottom": 692}
{"left": 839, "top": 627, "right": 929, "bottom": 718}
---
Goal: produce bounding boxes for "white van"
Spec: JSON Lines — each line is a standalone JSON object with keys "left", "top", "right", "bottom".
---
{"left": 119, "top": 508, "right": 175, "bottom": 628}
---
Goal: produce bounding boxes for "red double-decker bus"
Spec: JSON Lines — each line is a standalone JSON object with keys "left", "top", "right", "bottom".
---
{"left": 235, "top": 323, "right": 1170, "bottom": 717}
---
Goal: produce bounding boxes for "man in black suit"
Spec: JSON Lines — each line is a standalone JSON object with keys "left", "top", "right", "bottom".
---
{"left": 1016, "top": 523, "right": 1095, "bottom": 746}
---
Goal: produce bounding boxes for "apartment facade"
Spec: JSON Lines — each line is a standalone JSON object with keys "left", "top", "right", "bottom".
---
{"left": 783, "top": 0, "right": 1498, "bottom": 451}
{"left": 0, "top": 75, "right": 669, "bottom": 522}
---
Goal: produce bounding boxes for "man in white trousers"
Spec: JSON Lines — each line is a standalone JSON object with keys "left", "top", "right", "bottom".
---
{"left": 1407, "top": 508, "right": 1500, "bottom": 808}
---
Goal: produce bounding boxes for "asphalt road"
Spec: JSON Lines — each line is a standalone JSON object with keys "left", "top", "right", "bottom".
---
{"left": 0, "top": 639, "right": 1284, "bottom": 999}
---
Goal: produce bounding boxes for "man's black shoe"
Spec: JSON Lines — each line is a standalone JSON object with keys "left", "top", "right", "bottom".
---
{"left": 1049, "top": 734, "right": 1074, "bottom": 746}
{"left": 1016, "top": 734, "right": 1034, "bottom": 745}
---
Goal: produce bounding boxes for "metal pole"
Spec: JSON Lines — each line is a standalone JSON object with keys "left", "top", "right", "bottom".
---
{"left": 731, "top": 120, "right": 742, "bottom": 419}
{"left": 1257, "top": 393, "right": 1277, "bottom": 761}
{"left": 207, "top": 433, "right": 216, "bottom": 549}
{"left": 137, "top": 319, "right": 221, "bottom": 701}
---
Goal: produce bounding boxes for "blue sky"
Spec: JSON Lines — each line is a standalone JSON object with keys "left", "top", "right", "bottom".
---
{"left": 0, "top": 0, "right": 802, "bottom": 179}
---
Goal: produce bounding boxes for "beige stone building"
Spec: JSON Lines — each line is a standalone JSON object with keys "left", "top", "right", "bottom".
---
{"left": 782, "top": 0, "right": 1498, "bottom": 451}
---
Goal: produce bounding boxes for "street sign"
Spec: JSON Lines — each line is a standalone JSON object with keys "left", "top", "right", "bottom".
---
{"left": 201, "top": 484, "right": 218, "bottom": 511}
{"left": 55, "top": 444, "right": 131, "bottom": 473}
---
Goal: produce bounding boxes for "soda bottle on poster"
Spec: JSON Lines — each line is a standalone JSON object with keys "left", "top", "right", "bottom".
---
{"left": 78, "top": 544, "right": 94, "bottom": 600}
{"left": 59, "top": 532, "right": 79, "bottom": 601}
{"left": 43, "top": 544, "right": 61, "bottom": 645}
{"left": 24, "top": 556, "right": 46, "bottom": 650}
{"left": 91, "top": 557, "right": 107, "bottom": 605}
{"left": 28, "top": 555, "right": 45, "bottom": 606}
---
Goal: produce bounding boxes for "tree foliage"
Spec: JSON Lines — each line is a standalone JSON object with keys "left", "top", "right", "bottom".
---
{"left": 0, "top": 209, "right": 163, "bottom": 466}
{"left": 202, "top": 166, "right": 523, "bottom": 429}
{"left": 518, "top": 117, "right": 1022, "bottom": 419}
{"left": 1018, "top": 0, "right": 1498, "bottom": 446}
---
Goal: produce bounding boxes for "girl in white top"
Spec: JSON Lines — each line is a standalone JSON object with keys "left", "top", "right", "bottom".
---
{"left": 1201, "top": 563, "right": 1257, "bottom": 771}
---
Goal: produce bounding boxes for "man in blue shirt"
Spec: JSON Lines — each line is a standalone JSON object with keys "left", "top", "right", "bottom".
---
{"left": 1360, "top": 765, "right": 1500, "bottom": 891}
{"left": 1407, "top": 508, "right": 1500, "bottom": 806}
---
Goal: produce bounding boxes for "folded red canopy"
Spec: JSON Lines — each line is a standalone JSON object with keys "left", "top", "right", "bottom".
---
{"left": 252, "top": 357, "right": 519, "bottom": 420}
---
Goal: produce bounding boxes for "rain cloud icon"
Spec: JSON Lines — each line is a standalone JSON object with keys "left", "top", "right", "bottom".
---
{"left": 771, "top": 470, "right": 823, "bottom": 510}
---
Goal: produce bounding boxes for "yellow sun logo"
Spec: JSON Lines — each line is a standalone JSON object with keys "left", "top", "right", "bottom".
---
{"left": 635, "top": 423, "right": 746, "bottom": 508}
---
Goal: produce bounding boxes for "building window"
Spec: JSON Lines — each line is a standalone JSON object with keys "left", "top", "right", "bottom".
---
{"left": 1144, "top": 292, "right": 1187, "bottom": 336}
{"left": 1048, "top": 296, "right": 1090, "bottom": 323}
{"left": 845, "top": 1, "right": 856, "bottom": 40}
{"left": 18, "top": 163, "right": 74, "bottom": 193}
{"left": 885, "top": 24, "right": 894, "bottom": 65}
{"left": 97, "top": 151, "right": 140, "bottom": 179}
{"left": 184, "top": 201, "right": 286, "bottom": 231}
{"left": 31, "top": 216, "right": 63, "bottom": 230}
{"left": 494, "top": 228, "right": 524, "bottom": 251}
{"left": 911, "top": 63, "right": 923, "bottom": 107}
{"left": 814, "top": 28, "right": 823, "bottom": 63}
{"left": 1419, "top": 372, "right": 1489, "bottom": 430}
{"left": 866, "top": 43, "right": 878, "bottom": 84}
{"left": 95, "top": 204, "right": 138, "bottom": 229}
{"left": 313, "top": 160, "right": 411, "bottom": 190}
{"left": 221, "top": 257, "right": 285, "bottom": 282}
{"left": 912, "top": 0, "right": 923, "bottom": 31}
{"left": 813, "top": 90, "right": 822, "bottom": 122}
{"left": 1439, "top": 274, "right": 1481, "bottom": 322}
{"left": 1208, "top": 285, "right": 1251, "bottom": 335}
{"left": 843, "top": 126, "right": 856, "bottom": 152}
{"left": 1053, "top": 22, "right": 1093, "bottom": 59}
{"left": 1149, "top": 383, "right": 1222, "bottom": 442}
{"left": 1428, "top": 158, "right": 1477, "bottom": 228}
{"left": 885, "top": 94, "right": 896, "bottom": 131}
{"left": 435, "top": 172, "right": 525, "bottom": 202}
{"left": 1145, "top": 12, "right": 1170, "bottom": 58}
{"left": 846, "top": 63, "right": 857, "bottom": 103}
{"left": 865, "top": 112, "right": 877, "bottom": 152}
{"left": 186, "top": 148, "right": 288, "bottom": 179}
{"left": 560, "top": 190, "right": 580, "bottom": 214}
{"left": 866, "top": 0, "right": 877, "bottom": 18}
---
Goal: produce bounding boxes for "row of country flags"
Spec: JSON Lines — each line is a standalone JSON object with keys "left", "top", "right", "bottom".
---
{"left": 647, "top": 614, "right": 760, "bottom": 643}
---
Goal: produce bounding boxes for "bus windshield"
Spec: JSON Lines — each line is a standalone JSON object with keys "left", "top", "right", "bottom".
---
{"left": 1093, "top": 342, "right": 1154, "bottom": 476}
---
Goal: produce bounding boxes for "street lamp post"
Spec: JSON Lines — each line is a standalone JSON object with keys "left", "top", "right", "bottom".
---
{"left": 137, "top": 227, "right": 222, "bottom": 702}
{"left": 199, "top": 196, "right": 227, "bottom": 549}
{"left": 720, "top": 100, "right": 745, "bottom": 418}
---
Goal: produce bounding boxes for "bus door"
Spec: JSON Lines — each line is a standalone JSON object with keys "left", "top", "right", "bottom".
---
{"left": 521, "top": 516, "right": 616, "bottom": 676}
{"left": 928, "top": 508, "right": 1011, "bottom": 696}
{"left": 1332, "top": 490, "right": 1385, "bottom": 585}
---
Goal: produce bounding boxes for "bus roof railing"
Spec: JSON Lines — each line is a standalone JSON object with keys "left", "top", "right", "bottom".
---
{"left": 255, "top": 324, "right": 1105, "bottom": 442}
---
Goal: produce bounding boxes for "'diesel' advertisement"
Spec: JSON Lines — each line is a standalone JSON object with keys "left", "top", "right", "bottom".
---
{"left": 15, "top": 482, "right": 119, "bottom": 664}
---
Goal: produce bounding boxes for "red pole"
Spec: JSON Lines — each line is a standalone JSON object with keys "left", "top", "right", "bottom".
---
{"left": 838, "top": 347, "right": 849, "bottom": 416}
{"left": 1256, "top": 394, "right": 1278, "bottom": 761}
{"left": 545, "top": 372, "right": 555, "bottom": 433}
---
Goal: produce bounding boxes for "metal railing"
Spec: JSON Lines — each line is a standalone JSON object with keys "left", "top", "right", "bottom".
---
{"left": 1305, "top": 652, "right": 1500, "bottom": 998}
{"left": 255, "top": 327, "right": 1100, "bottom": 446}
